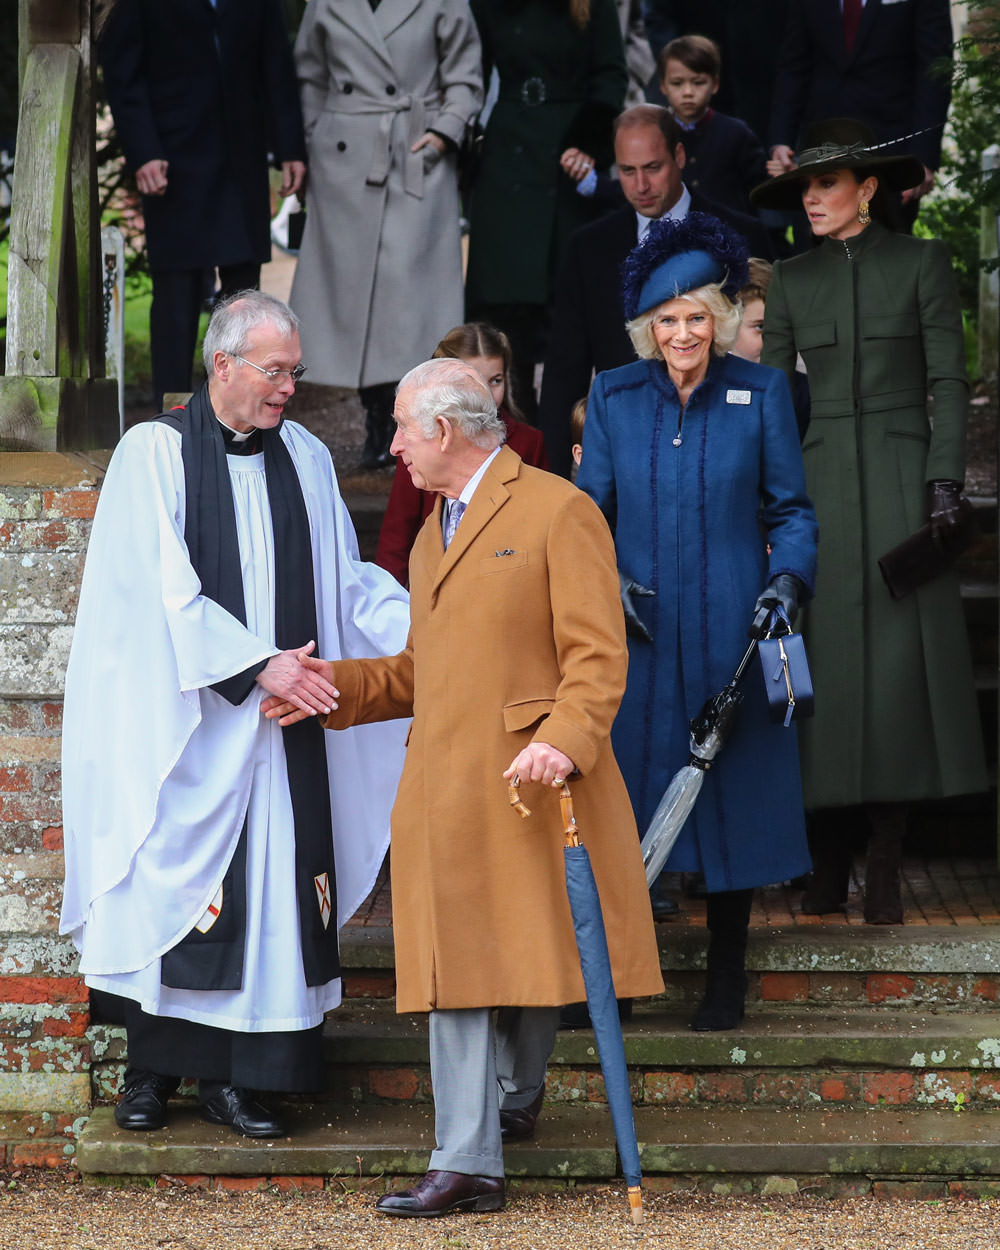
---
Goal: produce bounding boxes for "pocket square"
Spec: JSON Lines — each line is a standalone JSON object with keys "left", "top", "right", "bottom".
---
{"left": 495, "top": 548, "right": 516, "bottom": 557}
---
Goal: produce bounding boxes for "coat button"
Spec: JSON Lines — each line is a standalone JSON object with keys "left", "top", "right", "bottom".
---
{"left": 343, "top": 82, "right": 353, "bottom": 94}
{"left": 387, "top": 84, "right": 397, "bottom": 95}
{"left": 337, "top": 140, "right": 347, "bottom": 152}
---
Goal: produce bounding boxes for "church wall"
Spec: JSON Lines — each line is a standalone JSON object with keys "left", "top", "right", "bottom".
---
{"left": 0, "top": 452, "right": 107, "bottom": 1169}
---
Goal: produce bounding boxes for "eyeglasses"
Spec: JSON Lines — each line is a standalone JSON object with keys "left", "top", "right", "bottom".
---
{"left": 231, "top": 354, "right": 307, "bottom": 384}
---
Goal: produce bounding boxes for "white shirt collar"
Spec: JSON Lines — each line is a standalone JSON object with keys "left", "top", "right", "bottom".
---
{"left": 637, "top": 184, "right": 692, "bottom": 239}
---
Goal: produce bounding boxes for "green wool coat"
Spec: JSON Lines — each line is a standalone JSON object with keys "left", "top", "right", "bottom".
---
{"left": 762, "top": 221, "right": 988, "bottom": 809}
{"left": 465, "top": 0, "right": 626, "bottom": 308}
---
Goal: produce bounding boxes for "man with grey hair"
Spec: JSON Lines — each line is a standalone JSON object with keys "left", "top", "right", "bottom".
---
{"left": 61, "top": 291, "right": 410, "bottom": 1139}
{"left": 264, "top": 357, "right": 663, "bottom": 1216}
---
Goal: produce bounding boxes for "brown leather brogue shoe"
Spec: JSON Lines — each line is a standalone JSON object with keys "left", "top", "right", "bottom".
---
{"left": 499, "top": 1086, "right": 544, "bottom": 1142}
{"left": 375, "top": 1170, "right": 505, "bottom": 1218}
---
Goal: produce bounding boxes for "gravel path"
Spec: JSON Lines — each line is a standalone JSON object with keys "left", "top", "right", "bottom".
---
{"left": 3, "top": 1172, "right": 999, "bottom": 1250}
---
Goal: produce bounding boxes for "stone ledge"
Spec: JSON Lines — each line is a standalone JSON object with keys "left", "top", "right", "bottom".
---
{"left": 0, "top": 1071, "right": 91, "bottom": 1113}
{"left": 74, "top": 1101, "right": 1000, "bottom": 1181}
{"left": 317, "top": 1002, "right": 1000, "bottom": 1072}
{"left": 0, "top": 453, "right": 109, "bottom": 489}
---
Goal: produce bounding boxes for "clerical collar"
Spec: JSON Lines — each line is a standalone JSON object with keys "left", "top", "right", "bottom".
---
{"left": 637, "top": 183, "right": 691, "bottom": 239}
{"left": 216, "top": 415, "right": 261, "bottom": 455}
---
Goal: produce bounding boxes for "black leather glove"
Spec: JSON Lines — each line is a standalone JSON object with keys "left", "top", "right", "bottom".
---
{"left": 619, "top": 569, "right": 654, "bottom": 643}
{"left": 750, "top": 573, "right": 803, "bottom": 638}
{"left": 928, "top": 479, "right": 964, "bottom": 544}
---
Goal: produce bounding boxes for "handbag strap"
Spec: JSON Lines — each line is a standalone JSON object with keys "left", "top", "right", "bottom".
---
{"left": 765, "top": 605, "right": 793, "bottom": 639}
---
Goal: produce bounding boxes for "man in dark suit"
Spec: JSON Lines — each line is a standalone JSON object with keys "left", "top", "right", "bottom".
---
{"left": 100, "top": 0, "right": 307, "bottom": 409}
{"left": 539, "top": 104, "right": 770, "bottom": 479}
{"left": 768, "top": 0, "right": 953, "bottom": 218}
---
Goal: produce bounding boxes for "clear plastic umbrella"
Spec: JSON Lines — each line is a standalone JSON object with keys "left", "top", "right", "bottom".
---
{"left": 641, "top": 639, "right": 759, "bottom": 885}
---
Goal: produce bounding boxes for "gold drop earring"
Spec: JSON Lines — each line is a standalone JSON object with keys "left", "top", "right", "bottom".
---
{"left": 858, "top": 199, "right": 871, "bottom": 226}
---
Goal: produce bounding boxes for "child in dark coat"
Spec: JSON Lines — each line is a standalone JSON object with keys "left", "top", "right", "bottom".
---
{"left": 658, "top": 35, "right": 766, "bottom": 219}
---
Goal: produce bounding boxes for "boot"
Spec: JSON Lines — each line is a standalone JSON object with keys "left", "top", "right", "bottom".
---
{"left": 359, "top": 382, "right": 397, "bottom": 470}
{"left": 863, "top": 802, "right": 906, "bottom": 925}
{"left": 801, "top": 808, "right": 854, "bottom": 914}
{"left": 691, "top": 889, "right": 752, "bottom": 1032}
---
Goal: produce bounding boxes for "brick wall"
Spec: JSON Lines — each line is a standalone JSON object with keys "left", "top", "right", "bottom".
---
{"left": 0, "top": 453, "right": 108, "bottom": 1168}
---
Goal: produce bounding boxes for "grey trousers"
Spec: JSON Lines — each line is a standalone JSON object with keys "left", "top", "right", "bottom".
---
{"left": 427, "top": 1005, "right": 560, "bottom": 1177}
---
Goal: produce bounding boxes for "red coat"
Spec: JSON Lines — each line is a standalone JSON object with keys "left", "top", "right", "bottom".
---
{"left": 375, "top": 410, "right": 549, "bottom": 585}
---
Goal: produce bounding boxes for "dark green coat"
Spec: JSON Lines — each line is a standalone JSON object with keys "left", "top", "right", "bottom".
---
{"left": 762, "top": 222, "right": 988, "bottom": 808}
{"left": 465, "top": 0, "right": 626, "bottom": 308}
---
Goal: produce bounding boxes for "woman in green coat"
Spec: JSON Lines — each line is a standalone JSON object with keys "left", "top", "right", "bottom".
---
{"left": 465, "top": 0, "right": 626, "bottom": 416}
{"left": 752, "top": 119, "right": 988, "bottom": 925}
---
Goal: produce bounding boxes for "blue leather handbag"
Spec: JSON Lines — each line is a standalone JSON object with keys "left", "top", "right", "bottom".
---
{"left": 757, "top": 607, "right": 814, "bottom": 727}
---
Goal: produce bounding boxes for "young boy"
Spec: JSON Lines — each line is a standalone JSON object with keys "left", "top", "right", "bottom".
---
{"left": 658, "top": 35, "right": 766, "bottom": 218}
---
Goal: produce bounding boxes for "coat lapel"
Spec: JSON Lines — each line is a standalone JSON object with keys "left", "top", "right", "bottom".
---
{"left": 430, "top": 448, "right": 520, "bottom": 601}
{"left": 341, "top": 0, "right": 397, "bottom": 70}
{"left": 850, "top": 0, "right": 882, "bottom": 61}
{"left": 374, "top": 0, "right": 423, "bottom": 40}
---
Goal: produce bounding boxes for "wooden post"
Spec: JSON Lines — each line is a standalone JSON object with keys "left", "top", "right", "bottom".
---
{"left": 1, "top": 0, "right": 118, "bottom": 450}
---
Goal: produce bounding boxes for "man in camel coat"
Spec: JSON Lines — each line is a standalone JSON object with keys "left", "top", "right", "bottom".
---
{"left": 265, "top": 358, "right": 662, "bottom": 1218}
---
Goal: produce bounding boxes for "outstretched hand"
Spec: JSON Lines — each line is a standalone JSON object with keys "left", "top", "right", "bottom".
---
{"left": 256, "top": 642, "right": 338, "bottom": 721}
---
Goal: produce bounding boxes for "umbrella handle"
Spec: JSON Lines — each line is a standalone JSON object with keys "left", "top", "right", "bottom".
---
{"left": 506, "top": 775, "right": 532, "bottom": 819}
{"left": 557, "top": 778, "right": 581, "bottom": 848}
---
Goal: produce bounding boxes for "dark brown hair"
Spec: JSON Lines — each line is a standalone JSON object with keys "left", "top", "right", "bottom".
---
{"left": 659, "top": 34, "right": 721, "bottom": 81}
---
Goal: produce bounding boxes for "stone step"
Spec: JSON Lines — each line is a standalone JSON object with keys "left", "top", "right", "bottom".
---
{"left": 325, "top": 924, "right": 1000, "bottom": 1009}
{"left": 75, "top": 1100, "right": 1000, "bottom": 1184}
{"left": 319, "top": 1001, "right": 1000, "bottom": 1112}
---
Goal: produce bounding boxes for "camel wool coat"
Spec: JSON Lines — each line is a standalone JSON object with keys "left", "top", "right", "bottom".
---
{"left": 290, "top": 0, "right": 482, "bottom": 387}
{"left": 323, "top": 447, "right": 664, "bottom": 1012}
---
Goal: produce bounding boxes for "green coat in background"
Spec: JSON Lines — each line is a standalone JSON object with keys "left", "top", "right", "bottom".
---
{"left": 465, "top": 0, "right": 626, "bottom": 309}
{"left": 762, "top": 221, "right": 988, "bottom": 809}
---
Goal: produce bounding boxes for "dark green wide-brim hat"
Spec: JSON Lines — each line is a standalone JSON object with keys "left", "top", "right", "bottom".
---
{"left": 749, "top": 118, "right": 926, "bottom": 212}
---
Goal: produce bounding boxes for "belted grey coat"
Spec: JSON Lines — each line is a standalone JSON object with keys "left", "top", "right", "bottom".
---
{"left": 290, "top": 0, "right": 482, "bottom": 388}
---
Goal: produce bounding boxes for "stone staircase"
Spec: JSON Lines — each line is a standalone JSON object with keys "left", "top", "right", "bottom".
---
{"left": 76, "top": 920, "right": 1000, "bottom": 1195}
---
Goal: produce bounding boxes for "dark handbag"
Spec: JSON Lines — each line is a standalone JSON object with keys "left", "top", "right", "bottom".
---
{"left": 877, "top": 498, "right": 978, "bottom": 600}
{"left": 757, "top": 607, "right": 814, "bottom": 727}
{"left": 457, "top": 118, "right": 484, "bottom": 199}
{"left": 286, "top": 207, "right": 306, "bottom": 252}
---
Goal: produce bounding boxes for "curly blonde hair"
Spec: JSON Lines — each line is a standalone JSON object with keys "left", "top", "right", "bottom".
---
{"left": 625, "top": 283, "right": 741, "bottom": 361}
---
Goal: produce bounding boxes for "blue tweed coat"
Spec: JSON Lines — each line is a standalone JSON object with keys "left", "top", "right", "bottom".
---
{"left": 578, "top": 353, "right": 817, "bottom": 891}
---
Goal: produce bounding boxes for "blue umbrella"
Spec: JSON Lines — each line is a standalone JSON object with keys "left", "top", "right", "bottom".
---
{"left": 508, "top": 778, "right": 644, "bottom": 1224}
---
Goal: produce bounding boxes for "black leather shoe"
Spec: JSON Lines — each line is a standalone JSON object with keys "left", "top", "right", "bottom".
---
{"left": 650, "top": 891, "right": 680, "bottom": 920}
{"left": 376, "top": 1170, "right": 505, "bottom": 1218}
{"left": 114, "top": 1068, "right": 179, "bottom": 1131}
{"left": 500, "top": 1086, "right": 544, "bottom": 1141}
{"left": 199, "top": 1085, "right": 284, "bottom": 1138}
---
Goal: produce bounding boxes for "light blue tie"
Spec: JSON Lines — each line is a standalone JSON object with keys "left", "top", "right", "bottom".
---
{"left": 444, "top": 500, "right": 466, "bottom": 548}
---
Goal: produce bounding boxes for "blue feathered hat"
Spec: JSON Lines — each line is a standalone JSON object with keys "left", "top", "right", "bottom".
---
{"left": 621, "top": 212, "right": 750, "bottom": 321}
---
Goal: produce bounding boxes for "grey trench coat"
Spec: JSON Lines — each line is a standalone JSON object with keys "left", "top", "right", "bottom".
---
{"left": 290, "top": 0, "right": 482, "bottom": 387}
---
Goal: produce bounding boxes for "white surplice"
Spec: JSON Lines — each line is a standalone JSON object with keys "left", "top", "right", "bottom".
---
{"left": 61, "top": 419, "right": 410, "bottom": 1031}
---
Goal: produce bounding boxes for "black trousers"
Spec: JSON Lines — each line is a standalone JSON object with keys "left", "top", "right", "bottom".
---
{"left": 92, "top": 990, "right": 324, "bottom": 1092}
{"left": 150, "top": 262, "right": 260, "bottom": 409}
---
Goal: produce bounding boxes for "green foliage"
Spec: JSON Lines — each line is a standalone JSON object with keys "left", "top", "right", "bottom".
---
{"left": 919, "top": 2, "right": 1000, "bottom": 321}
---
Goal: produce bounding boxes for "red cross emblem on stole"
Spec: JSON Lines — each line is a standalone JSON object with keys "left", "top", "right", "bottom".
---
{"left": 314, "top": 873, "right": 332, "bottom": 930}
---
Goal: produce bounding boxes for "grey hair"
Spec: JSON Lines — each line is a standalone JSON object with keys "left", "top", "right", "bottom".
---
{"left": 626, "top": 283, "right": 742, "bottom": 360}
{"left": 398, "top": 358, "right": 507, "bottom": 449}
{"left": 202, "top": 289, "right": 301, "bottom": 373}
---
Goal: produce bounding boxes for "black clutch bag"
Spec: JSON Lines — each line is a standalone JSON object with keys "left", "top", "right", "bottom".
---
{"left": 757, "top": 608, "right": 814, "bottom": 727}
{"left": 877, "top": 499, "right": 978, "bottom": 600}
{"left": 286, "top": 208, "right": 306, "bottom": 252}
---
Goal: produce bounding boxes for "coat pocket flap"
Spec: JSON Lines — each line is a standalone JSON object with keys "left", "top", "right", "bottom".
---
{"left": 861, "top": 312, "right": 920, "bottom": 339}
{"left": 796, "top": 321, "right": 837, "bottom": 350}
{"left": 480, "top": 550, "right": 529, "bottom": 575}
{"left": 503, "top": 697, "right": 555, "bottom": 732}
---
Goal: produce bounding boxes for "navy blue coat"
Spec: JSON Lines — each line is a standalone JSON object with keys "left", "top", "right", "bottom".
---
{"left": 577, "top": 353, "right": 817, "bottom": 891}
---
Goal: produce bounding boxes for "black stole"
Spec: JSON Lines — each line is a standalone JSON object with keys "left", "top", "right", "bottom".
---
{"left": 157, "top": 386, "right": 339, "bottom": 988}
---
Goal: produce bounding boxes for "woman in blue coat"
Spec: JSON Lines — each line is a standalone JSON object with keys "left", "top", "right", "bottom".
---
{"left": 578, "top": 214, "right": 817, "bottom": 1030}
